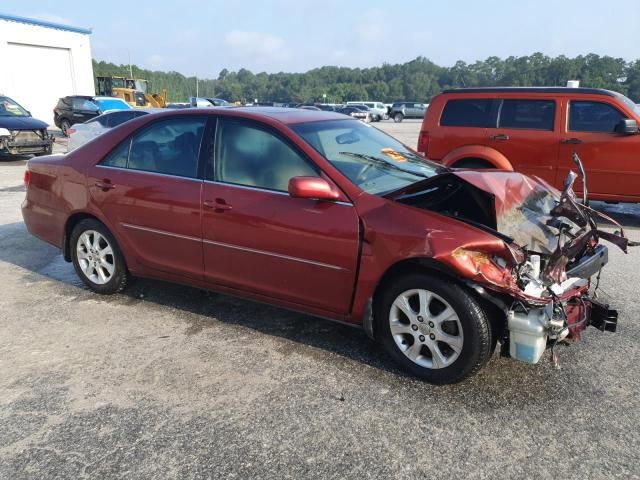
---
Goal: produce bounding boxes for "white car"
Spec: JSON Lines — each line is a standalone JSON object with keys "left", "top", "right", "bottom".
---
{"left": 67, "top": 109, "right": 156, "bottom": 151}
{"left": 346, "top": 101, "right": 387, "bottom": 121}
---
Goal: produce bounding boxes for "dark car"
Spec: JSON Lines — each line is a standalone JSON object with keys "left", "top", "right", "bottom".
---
{"left": 53, "top": 96, "right": 131, "bottom": 136}
{"left": 389, "top": 102, "right": 428, "bottom": 122}
{"left": 22, "top": 108, "right": 626, "bottom": 384}
{"left": 0, "top": 96, "right": 53, "bottom": 156}
{"left": 337, "top": 106, "right": 371, "bottom": 122}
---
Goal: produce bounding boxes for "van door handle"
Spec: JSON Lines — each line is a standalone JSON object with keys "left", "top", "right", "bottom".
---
{"left": 490, "top": 134, "right": 509, "bottom": 141}
{"left": 95, "top": 179, "right": 115, "bottom": 190}
{"left": 561, "top": 138, "right": 583, "bottom": 144}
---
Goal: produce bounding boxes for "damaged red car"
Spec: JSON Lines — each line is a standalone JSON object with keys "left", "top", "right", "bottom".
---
{"left": 21, "top": 108, "right": 628, "bottom": 383}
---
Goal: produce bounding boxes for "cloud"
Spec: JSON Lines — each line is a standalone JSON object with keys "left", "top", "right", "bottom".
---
{"left": 223, "top": 30, "right": 290, "bottom": 61}
{"left": 354, "top": 9, "right": 386, "bottom": 42}
{"left": 147, "top": 54, "right": 166, "bottom": 68}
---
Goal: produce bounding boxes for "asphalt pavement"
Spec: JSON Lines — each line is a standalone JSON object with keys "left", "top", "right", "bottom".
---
{"left": 0, "top": 121, "right": 639, "bottom": 479}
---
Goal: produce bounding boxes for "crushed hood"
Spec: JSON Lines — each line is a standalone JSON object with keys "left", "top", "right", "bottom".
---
{"left": 0, "top": 116, "right": 49, "bottom": 130}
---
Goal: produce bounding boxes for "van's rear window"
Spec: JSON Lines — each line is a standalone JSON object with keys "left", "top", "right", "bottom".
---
{"left": 440, "top": 99, "right": 494, "bottom": 127}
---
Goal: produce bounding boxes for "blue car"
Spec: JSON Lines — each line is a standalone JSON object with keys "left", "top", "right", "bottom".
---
{"left": 0, "top": 96, "right": 53, "bottom": 156}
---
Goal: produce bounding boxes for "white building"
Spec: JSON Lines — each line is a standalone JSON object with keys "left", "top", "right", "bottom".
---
{"left": 0, "top": 13, "right": 94, "bottom": 126}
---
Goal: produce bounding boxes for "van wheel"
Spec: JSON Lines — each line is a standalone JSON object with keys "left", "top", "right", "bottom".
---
{"left": 394, "top": 113, "right": 404, "bottom": 123}
{"left": 376, "top": 273, "right": 491, "bottom": 384}
{"left": 453, "top": 158, "right": 494, "bottom": 169}
{"left": 70, "top": 219, "right": 129, "bottom": 294}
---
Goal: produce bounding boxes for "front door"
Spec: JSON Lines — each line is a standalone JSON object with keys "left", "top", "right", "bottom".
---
{"left": 88, "top": 116, "right": 207, "bottom": 279}
{"left": 557, "top": 99, "right": 640, "bottom": 200}
{"left": 201, "top": 118, "right": 360, "bottom": 314}
{"left": 490, "top": 98, "right": 560, "bottom": 185}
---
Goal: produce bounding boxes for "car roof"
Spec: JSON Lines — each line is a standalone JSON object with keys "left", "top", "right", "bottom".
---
{"left": 177, "top": 106, "right": 351, "bottom": 125}
{"left": 441, "top": 87, "right": 618, "bottom": 97}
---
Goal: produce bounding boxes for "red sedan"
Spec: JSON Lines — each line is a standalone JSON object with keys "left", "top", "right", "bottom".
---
{"left": 22, "top": 108, "right": 626, "bottom": 383}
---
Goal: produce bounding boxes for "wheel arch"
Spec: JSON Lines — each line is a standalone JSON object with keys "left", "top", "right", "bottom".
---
{"left": 441, "top": 145, "right": 513, "bottom": 170}
{"left": 62, "top": 212, "right": 104, "bottom": 261}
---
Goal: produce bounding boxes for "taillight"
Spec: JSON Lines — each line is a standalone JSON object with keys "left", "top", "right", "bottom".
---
{"left": 67, "top": 128, "right": 76, "bottom": 135}
{"left": 417, "top": 131, "right": 430, "bottom": 156}
{"left": 23, "top": 169, "right": 31, "bottom": 188}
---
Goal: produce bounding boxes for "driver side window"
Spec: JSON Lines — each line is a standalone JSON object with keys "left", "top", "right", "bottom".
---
{"left": 214, "top": 119, "right": 318, "bottom": 192}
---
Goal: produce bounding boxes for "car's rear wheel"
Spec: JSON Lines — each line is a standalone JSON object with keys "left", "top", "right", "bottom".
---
{"left": 393, "top": 113, "right": 404, "bottom": 123}
{"left": 376, "top": 273, "right": 491, "bottom": 384}
{"left": 60, "top": 119, "right": 71, "bottom": 137}
{"left": 70, "top": 219, "right": 128, "bottom": 294}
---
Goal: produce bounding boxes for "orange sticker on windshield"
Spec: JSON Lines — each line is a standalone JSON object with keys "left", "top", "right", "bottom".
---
{"left": 381, "top": 148, "right": 407, "bottom": 162}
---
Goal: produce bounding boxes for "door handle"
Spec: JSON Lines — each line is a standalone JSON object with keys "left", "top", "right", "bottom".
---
{"left": 95, "top": 179, "right": 115, "bottom": 190}
{"left": 490, "top": 134, "right": 509, "bottom": 141}
{"left": 560, "top": 138, "right": 583, "bottom": 144}
{"left": 204, "top": 198, "right": 232, "bottom": 211}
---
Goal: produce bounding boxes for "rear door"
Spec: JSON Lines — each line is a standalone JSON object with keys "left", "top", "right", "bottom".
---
{"left": 72, "top": 98, "right": 99, "bottom": 124}
{"left": 428, "top": 98, "right": 494, "bottom": 160}
{"left": 200, "top": 117, "right": 360, "bottom": 313}
{"left": 489, "top": 98, "right": 560, "bottom": 184}
{"left": 88, "top": 116, "right": 207, "bottom": 279}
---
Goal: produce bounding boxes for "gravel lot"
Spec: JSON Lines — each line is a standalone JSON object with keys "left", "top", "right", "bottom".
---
{"left": 1, "top": 121, "right": 639, "bottom": 479}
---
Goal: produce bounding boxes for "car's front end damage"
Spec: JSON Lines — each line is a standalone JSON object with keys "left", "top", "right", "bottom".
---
{"left": 0, "top": 127, "right": 53, "bottom": 156}
{"left": 390, "top": 161, "right": 629, "bottom": 366}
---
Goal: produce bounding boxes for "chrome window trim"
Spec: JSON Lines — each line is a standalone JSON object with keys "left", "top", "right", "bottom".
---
{"left": 96, "top": 164, "right": 204, "bottom": 183}
{"left": 121, "top": 223, "right": 201, "bottom": 242}
{"left": 203, "top": 180, "right": 353, "bottom": 206}
{"left": 202, "top": 238, "right": 347, "bottom": 271}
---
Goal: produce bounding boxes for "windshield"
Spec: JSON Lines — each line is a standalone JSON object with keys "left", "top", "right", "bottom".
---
{"left": 95, "top": 98, "right": 131, "bottom": 111}
{"left": 292, "top": 119, "right": 445, "bottom": 194}
{"left": 0, "top": 96, "right": 29, "bottom": 117}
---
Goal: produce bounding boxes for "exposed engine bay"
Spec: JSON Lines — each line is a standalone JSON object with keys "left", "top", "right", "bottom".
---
{"left": 389, "top": 154, "right": 630, "bottom": 366}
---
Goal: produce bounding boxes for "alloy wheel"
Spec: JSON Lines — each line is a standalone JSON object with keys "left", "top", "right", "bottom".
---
{"left": 389, "top": 288, "right": 464, "bottom": 369}
{"left": 76, "top": 230, "right": 115, "bottom": 285}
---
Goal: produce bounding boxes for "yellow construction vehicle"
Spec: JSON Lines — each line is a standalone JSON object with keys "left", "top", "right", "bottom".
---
{"left": 96, "top": 76, "right": 168, "bottom": 108}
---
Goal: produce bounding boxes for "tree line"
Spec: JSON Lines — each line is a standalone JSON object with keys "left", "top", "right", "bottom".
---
{"left": 93, "top": 52, "right": 640, "bottom": 104}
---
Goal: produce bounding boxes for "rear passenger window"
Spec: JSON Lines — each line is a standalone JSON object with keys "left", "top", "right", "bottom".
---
{"left": 440, "top": 99, "right": 494, "bottom": 127}
{"left": 101, "top": 140, "right": 130, "bottom": 168}
{"left": 569, "top": 101, "right": 624, "bottom": 133}
{"left": 128, "top": 118, "right": 205, "bottom": 178}
{"left": 499, "top": 100, "right": 555, "bottom": 131}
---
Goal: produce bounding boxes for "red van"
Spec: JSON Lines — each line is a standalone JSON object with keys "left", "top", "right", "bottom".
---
{"left": 418, "top": 87, "right": 640, "bottom": 202}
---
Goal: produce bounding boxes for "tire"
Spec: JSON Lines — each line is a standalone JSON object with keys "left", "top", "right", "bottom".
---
{"left": 393, "top": 113, "right": 404, "bottom": 123}
{"left": 70, "top": 219, "right": 129, "bottom": 294}
{"left": 60, "top": 119, "right": 71, "bottom": 137}
{"left": 453, "top": 158, "right": 494, "bottom": 169}
{"left": 375, "top": 273, "right": 491, "bottom": 384}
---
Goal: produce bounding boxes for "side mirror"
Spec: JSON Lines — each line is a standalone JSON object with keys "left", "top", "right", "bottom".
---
{"left": 615, "top": 118, "right": 639, "bottom": 134}
{"left": 288, "top": 176, "right": 342, "bottom": 201}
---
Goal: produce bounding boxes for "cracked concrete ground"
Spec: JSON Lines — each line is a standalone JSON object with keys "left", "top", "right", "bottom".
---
{"left": 0, "top": 122, "right": 639, "bottom": 479}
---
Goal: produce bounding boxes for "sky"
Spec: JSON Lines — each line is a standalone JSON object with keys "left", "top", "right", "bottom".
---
{"left": 3, "top": 0, "right": 640, "bottom": 78}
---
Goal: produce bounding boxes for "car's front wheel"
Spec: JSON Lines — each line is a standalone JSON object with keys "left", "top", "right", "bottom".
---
{"left": 70, "top": 219, "right": 128, "bottom": 294}
{"left": 376, "top": 273, "right": 492, "bottom": 384}
{"left": 393, "top": 113, "right": 404, "bottom": 123}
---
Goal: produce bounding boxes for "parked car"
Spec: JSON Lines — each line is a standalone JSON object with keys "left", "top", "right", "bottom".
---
{"left": 389, "top": 102, "right": 428, "bottom": 122}
{"left": 22, "top": 108, "right": 626, "bottom": 383}
{"left": 299, "top": 105, "right": 321, "bottom": 111}
{"left": 53, "top": 96, "right": 131, "bottom": 136}
{"left": 419, "top": 87, "right": 640, "bottom": 203}
{"left": 67, "top": 109, "right": 158, "bottom": 151}
{"left": 0, "top": 96, "right": 53, "bottom": 156}
{"left": 190, "top": 97, "right": 232, "bottom": 107}
{"left": 346, "top": 101, "right": 386, "bottom": 121}
{"left": 337, "top": 106, "right": 371, "bottom": 122}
